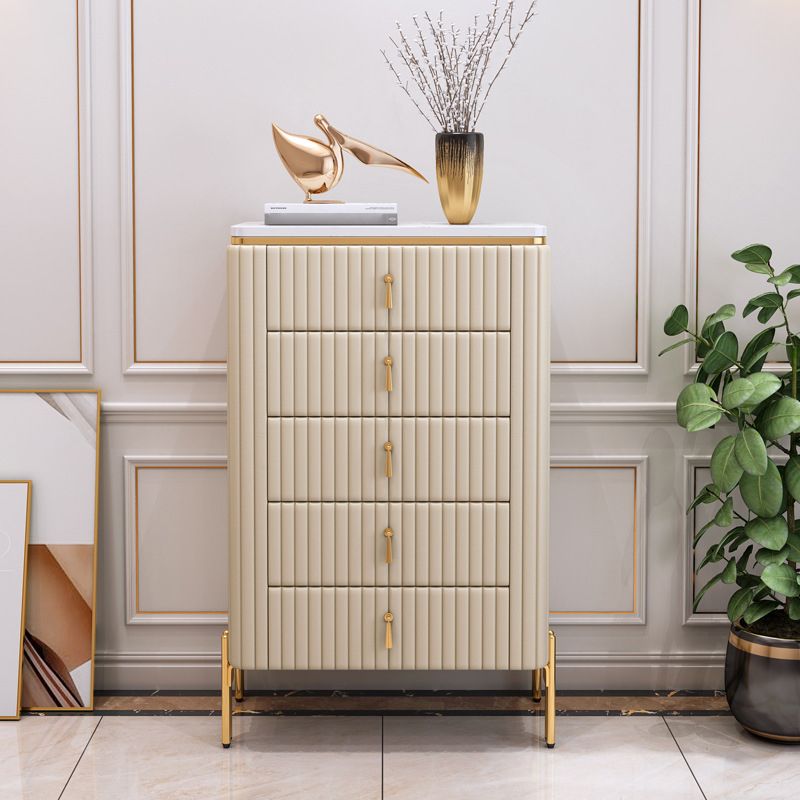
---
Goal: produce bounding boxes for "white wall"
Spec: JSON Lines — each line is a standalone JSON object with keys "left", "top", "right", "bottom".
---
{"left": 2, "top": 0, "right": 798, "bottom": 689}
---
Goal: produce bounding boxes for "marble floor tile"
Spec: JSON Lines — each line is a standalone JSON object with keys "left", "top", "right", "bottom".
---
{"left": 667, "top": 717, "right": 800, "bottom": 800}
{"left": 0, "top": 714, "right": 99, "bottom": 800}
{"left": 59, "top": 715, "right": 381, "bottom": 800}
{"left": 383, "top": 715, "right": 704, "bottom": 799}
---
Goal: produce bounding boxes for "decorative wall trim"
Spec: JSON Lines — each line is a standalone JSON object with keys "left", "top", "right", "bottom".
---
{"left": 549, "top": 456, "right": 647, "bottom": 625}
{"left": 94, "top": 648, "right": 725, "bottom": 691}
{"left": 682, "top": 0, "right": 790, "bottom": 377}
{"left": 551, "top": 0, "right": 652, "bottom": 375}
{"left": 101, "top": 401, "right": 677, "bottom": 425}
{"left": 119, "top": 0, "right": 226, "bottom": 375}
{"left": 123, "top": 455, "right": 228, "bottom": 625}
{"left": 1, "top": 0, "right": 93, "bottom": 374}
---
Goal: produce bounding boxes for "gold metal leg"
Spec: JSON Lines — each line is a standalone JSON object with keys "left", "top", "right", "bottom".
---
{"left": 234, "top": 668, "right": 245, "bottom": 702}
{"left": 545, "top": 629, "right": 556, "bottom": 748}
{"left": 221, "top": 630, "right": 233, "bottom": 748}
{"left": 532, "top": 668, "right": 542, "bottom": 702}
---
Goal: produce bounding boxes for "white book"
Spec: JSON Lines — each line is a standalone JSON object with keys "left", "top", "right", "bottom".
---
{"left": 264, "top": 202, "right": 398, "bottom": 226}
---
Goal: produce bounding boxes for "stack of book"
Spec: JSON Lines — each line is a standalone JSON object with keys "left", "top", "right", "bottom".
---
{"left": 264, "top": 203, "right": 398, "bottom": 226}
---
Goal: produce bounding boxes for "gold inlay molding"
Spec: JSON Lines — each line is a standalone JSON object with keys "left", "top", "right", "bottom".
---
{"left": 230, "top": 236, "right": 547, "bottom": 246}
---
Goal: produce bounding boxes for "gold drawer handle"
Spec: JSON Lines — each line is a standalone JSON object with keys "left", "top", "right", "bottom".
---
{"left": 384, "top": 441, "right": 393, "bottom": 478}
{"left": 384, "top": 527, "right": 393, "bottom": 564}
{"left": 384, "top": 611, "right": 394, "bottom": 649}
{"left": 384, "top": 274, "right": 393, "bottom": 309}
{"left": 384, "top": 356, "right": 393, "bottom": 392}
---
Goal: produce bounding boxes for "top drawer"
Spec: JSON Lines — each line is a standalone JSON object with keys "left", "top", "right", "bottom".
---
{"left": 250, "top": 245, "right": 517, "bottom": 332}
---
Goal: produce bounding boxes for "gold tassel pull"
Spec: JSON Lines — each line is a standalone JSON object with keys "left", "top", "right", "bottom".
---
{"left": 384, "top": 274, "right": 394, "bottom": 309}
{"left": 384, "top": 356, "right": 393, "bottom": 392}
{"left": 384, "top": 441, "right": 393, "bottom": 478}
{"left": 384, "top": 527, "right": 393, "bottom": 563}
{"left": 384, "top": 611, "right": 394, "bottom": 649}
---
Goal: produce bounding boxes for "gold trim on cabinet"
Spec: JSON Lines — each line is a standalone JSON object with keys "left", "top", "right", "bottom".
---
{"left": 134, "top": 464, "right": 228, "bottom": 616}
{"left": 729, "top": 632, "right": 800, "bottom": 662}
{"left": 230, "top": 236, "right": 547, "bottom": 246}
{"left": 549, "top": 465, "right": 639, "bottom": 616}
{"left": 0, "top": 481, "right": 32, "bottom": 721}
{"left": 2, "top": 1, "right": 84, "bottom": 365}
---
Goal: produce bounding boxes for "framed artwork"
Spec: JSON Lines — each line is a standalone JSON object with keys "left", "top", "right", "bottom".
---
{"left": 0, "top": 481, "right": 31, "bottom": 720}
{"left": 0, "top": 391, "right": 100, "bottom": 710}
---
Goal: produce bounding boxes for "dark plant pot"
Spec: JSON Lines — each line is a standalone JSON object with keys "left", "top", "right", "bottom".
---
{"left": 725, "top": 623, "right": 800, "bottom": 742}
{"left": 435, "top": 132, "right": 484, "bottom": 225}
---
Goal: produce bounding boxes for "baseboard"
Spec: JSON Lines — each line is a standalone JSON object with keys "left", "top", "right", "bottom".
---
{"left": 95, "top": 650, "right": 725, "bottom": 692}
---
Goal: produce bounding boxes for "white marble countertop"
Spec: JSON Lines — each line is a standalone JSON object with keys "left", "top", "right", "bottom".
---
{"left": 231, "top": 222, "right": 547, "bottom": 238}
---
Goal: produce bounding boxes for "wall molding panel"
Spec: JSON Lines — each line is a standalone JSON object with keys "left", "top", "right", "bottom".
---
{"left": 101, "top": 401, "right": 678, "bottom": 426}
{"left": 124, "top": 455, "right": 228, "bottom": 625}
{"left": 119, "top": 0, "right": 226, "bottom": 375}
{"left": 0, "top": 0, "right": 93, "bottom": 374}
{"left": 683, "top": 0, "right": 800, "bottom": 375}
{"left": 549, "top": 456, "right": 647, "bottom": 625}
{"left": 550, "top": 0, "right": 652, "bottom": 375}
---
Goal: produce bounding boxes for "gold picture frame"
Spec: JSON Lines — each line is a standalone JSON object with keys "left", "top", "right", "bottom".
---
{"left": 0, "top": 390, "right": 100, "bottom": 711}
{"left": 0, "top": 481, "right": 31, "bottom": 721}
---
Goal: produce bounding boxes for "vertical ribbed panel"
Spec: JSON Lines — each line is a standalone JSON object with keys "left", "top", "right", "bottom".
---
{"left": 230, "top": 243, "right": 547, "bottom": 671}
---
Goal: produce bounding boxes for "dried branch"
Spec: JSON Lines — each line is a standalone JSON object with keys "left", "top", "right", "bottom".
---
{"left": 383, "top": 1, "right": 538, "bottom": 132}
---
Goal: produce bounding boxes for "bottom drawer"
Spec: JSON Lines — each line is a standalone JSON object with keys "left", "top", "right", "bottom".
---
{"left": 264, "top": 587, "right": 509, "bottom": 670}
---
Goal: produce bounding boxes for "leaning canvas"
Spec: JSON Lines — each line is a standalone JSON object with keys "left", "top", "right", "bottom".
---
{"left": 0, "top": 391, "right": 100, "bottom": 710}
{"left": 0, "top": 481, "right": 31, "bottom": 720}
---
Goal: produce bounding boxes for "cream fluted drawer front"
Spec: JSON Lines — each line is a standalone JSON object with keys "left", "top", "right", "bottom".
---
{"left": 261, "top": 246, "right": 511, "bottom": 331}
{"left": 228, "top": 236, "right": 549, "bottom": 673}
{"left": 265, "top": 332, "right": 510, "bottom": 416}
{"left": 264, "top": 417, "right": 509, "bottom": 502}
{"left": 264, "top": 587, "right": 510, "bottom": 670}
{"left": 265, "top": 502, "right": 510, "bottom": 587}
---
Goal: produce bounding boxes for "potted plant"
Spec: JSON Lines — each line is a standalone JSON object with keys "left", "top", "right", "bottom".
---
{"left": 382, "top": 1, "right": 538, "bottom": 224}
{"left": 662, "top": 243, "right": 800, "bottom": 742}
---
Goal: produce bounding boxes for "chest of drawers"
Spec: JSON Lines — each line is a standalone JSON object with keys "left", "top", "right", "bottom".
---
{"left": 221, "top": 225, "right": 555, "bottom": 747}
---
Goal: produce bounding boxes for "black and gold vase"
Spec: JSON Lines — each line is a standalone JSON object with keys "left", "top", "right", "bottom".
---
{"left": 435, "top": 132, "right": 484, "bottom": 225}
{"left": 725, "top": 624, "right": 800, "bottom": 742}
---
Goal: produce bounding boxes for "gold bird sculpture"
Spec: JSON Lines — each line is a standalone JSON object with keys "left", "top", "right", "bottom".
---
{"left": 272, "top": 114, "right": 428, "bottom": 201}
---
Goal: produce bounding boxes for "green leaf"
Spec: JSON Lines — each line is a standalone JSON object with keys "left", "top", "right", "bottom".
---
{"left": 703, "top": 331, "right": 739, "bottom": 375}
{"left": 785, "top": 532, "right": 800, "bottom": 560}
{"left": 693, "top": 519, "right": 717, "bottom": 548}
{"left": 743, "top": 600, "right": 779, "bottom": 625}
{"left": 755, "top": 545, "right": 790, "bottom": 566}
{"left": 687, "top": 483, "right": 720, "bottom": 514}
{"left": 744, "top": 516, "right": 789, "bottom": 550}
{"left": 664, "top": 304, "right": 689, "bottom": 336}
{"left": 722, "top": 378, "right": 755, "bottom": 410}
{"left": 658, "top": 338, "right": 694, "bottom": 357}
{"left": 704, "top": 304, "right": 736, "bottom": 325}
{"left": 738, "top": 372, "right": 781, "bottom": 411}
{"left": 732, "top": 244, "right": 772, "bottom": 269}
{"left": 740, "top": 328, "right": 776, "bottom": 370}
{"left": 733, "top": 429, "right": 768, "bottom": 476}
{"left": 676, "top": 384, "right": 723, "bottom": 432}
{"left": 714, "top": 497, "right": 734, "bottom": 527}
{"left": 743, "top": 293, "right": 782, "bottom": 318}
{"left": 696, "top": 324, "right": 723, "bottom": 359}
{"left": 784, "top": 457, "right": 800, "bottom": 503}
{"left": 758, "top": 396, "right": 800, "bottom": 440}
{"left": 757, "top": 305, "right": 780, "bottom": 324}
{"left": 787, "top": 288, "right": 800, "bottom": 301}
{"left": 788, "top": 597, "right": 800, "bottom": 621}
{"left": 721, "top": 558, "right": 738, "bottom": 584}
{"left": 761, "top": 564, "right": 800, "bottom": 597}
{"left": 768, "top": 265, "right": 800, "bottom": 286}
{"left": 727, "top": 586, "right": 757, "bottom": 623}
{"left": 736, "top": 544, "right": 754, "bottom": 571}
{"left": 710, "top": 437, "right": 742, "bottom": 493}
{"left": 739, "top": 460, "right": 783, "bottom": 517}
{"left": 693, "top": 572, "right": 723, "bottom": 612}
